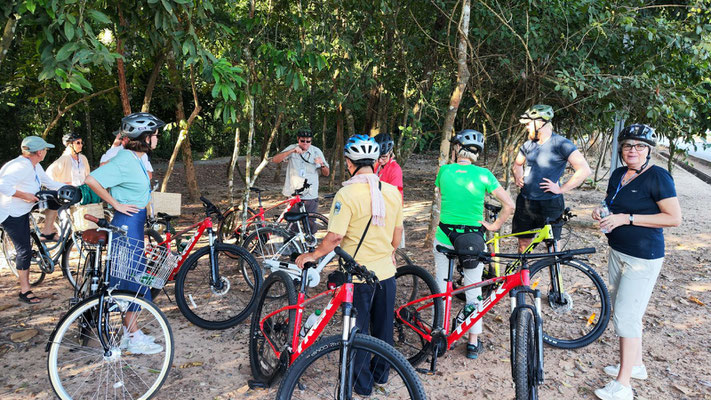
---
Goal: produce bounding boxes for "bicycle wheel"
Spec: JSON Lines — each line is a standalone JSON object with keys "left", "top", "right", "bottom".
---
{"left": 47, "top": 291, "right": 173, "bottom": 400}
{"left": 512, "top": 308, "right": 537, "bottom": 400}
{"left": 394, "top": 248, "right": 413, "bottom": 266}
{"left": 144, "top": 229, "right": 165, "bottom": 300}
{"left": 249, "top": 270, "right": 297, "bottom": 384}
{"left": 529, "top": 257, "right": 610, "bottom": 349}
{"left": 276, "top": 333, "right": 427, "bottom": 400}
{"left": 174, "top": 243, "right": 262, "bottom": 330}
{"left": 61, "top": 236, "right": 90, "bottom": 291}
{"left": 242, "top": 226, "right": 298, "bottom": 288}
{"left": 283, "top": 212, "right": 328, "bottom": 242}
{"left": 27, "top": 235, "right": 47, "bottom": 286}
{"left": 217, "top": 206, "right": 258, "bottom": 245}
{"left": 1, "top": 229, "right": 19, "bottom": 278}
{"left": 393, "top": 265, "right": 444, "bottom": 366}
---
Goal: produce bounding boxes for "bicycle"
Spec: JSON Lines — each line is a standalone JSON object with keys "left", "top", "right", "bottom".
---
{"left": 141, "top": 195, "right": 263, "bottom": 330}
{"left": 248, "top": 246, "right": 427, "bottom": 400}
{"left": 217, "top": 180, "right": 329, "bottom": 246}
{"left": 46, "top": 215, "right": 174, "bottom": 400}
{"left": 393, "top": 246, "right": 594, "bottom": 399}
{"left": 456, "top": 203, "right": 610, "bottom": 349}
{"left": 0, "top": 190, "right": 85, "bottom": 288}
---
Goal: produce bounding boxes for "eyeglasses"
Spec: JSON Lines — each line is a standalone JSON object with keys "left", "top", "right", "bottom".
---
{"left": 379, "top": 154, "right": 390, "bottom": 160}
{"left": 299, "top": 139, "right": 311, "bottom": 143}
{"left": 621, "top": 143, "right": 649, "bottom": 152}
{"left": 73, "top": 141, "right": 83, "bottom": 145}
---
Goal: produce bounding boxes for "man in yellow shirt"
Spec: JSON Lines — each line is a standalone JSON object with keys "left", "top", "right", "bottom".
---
{"left": 296, "top": 134, "right": 403, "bottom": 396}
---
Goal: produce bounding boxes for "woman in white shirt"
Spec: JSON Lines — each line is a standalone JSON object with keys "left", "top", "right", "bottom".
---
{"left": 0, "top": 136, "right": 63, "bottom": 304}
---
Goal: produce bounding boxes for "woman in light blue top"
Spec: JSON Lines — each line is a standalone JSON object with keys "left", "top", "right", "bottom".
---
{"left": 85, "top": 112, "right": 165, "bottom": 355}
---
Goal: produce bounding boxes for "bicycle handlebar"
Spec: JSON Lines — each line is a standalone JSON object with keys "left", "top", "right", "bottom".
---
{"left": 199, "top": 196, "right": 222, "bottom": 220}
{"left": 291, "top": 179, "right": 311, "bottom": 196}
{"left": 334, "top": 246, "right": 378, "bottom": 285}
{"left": 83, "top": 214, "right": 127, "bottom": 234}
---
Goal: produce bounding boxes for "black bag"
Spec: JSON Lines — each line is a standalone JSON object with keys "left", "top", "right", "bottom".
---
{"left": 439, "top": 222, "right": 485, "bottom": 269}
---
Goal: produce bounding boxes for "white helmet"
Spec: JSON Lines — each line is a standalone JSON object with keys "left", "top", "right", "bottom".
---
{"left": 344, "top": 134, "right": 380, "bottom": 162}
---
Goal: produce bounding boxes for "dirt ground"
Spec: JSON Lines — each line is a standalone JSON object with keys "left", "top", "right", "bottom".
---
{"left": 1, "top": 152, "right": 709, "bottom": 400}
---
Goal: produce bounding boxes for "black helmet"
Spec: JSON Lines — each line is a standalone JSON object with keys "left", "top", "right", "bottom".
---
{"left": 296, "top": 128, "right": 313, "bottom": 138}
{"left": 374, "top": 133, "right": 394, "bottom": 155}
{"left": 62, "top": 132, "right": 81, "bottom": 146}
{"left": 451, "top": 129, "right": 484, "bottom": 153}
{"left": 120, "top": 112, "right": 165, "bottom": 139}
{"left": 618, "top": 124, "right": 656, "bottom": 147}
{"left": 57, "top": 185, "right": 82, "bottom": 205}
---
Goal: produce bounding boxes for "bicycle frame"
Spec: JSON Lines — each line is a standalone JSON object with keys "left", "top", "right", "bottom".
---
{"left": 258, "top": 266, "right": 356, "bottom": 365}
{"left": 229, "top": 194, "right": 302, "bottom": 236}
{"left": 397, "top": 264, "right": 532, "bottom": 349}
{"left": 152, "top": 216, "right": 215, "bottom": 281}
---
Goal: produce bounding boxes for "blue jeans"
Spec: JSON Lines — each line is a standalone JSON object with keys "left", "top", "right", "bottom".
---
{"left": 352, "top": 277, "right": 396, "bottom": 396}
{"left": 109, "top": 208, "right": 152, "bottom": 303}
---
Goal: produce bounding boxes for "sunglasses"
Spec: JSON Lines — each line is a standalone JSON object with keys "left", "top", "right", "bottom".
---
{"left": 299, "top": 139, "right": 312, "bottom": 143}
{"left": 73, "top": 141, "right": 83, "bottom": 145}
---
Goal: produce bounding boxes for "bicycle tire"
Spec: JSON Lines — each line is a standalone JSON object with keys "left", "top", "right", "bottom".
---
{"left": 242, "top": 226, "right": 298, "bottom": 289}
{"left": 217, "top": 206, "right": 258, "bottom": 245}
{"left": 174, "top": 243, "right": 262, "bottom": 330}
{"left": 284, "top": 212, "right": 329, "bottom": 242}
{"left": 47, "top": 291, "right": 174, "bottom": 400}
{"left": 61, "top": 236, "right": 89, "bottom": 291}
{"left": 249, "top": 270, "right": 297, "bottom": 384}
{"left": 1, "top": 228, "right": 19, "bottom": 278}
{"left": 512, "top": 307, "right": 537, "bottom": 400}
{"left": 394, "top": 248, "right": 413, "bottom": 266}
{"left": 393, "top": 265, "right": 444, "bottom": 366}
{"left": 276, "top": 333, "right": 427, "bottom": 400}
{"left": 27, "top": 234, "right": 46, "bottom": 286}
{"left": 529, "top": 257, "right": 610, "bottom": 349}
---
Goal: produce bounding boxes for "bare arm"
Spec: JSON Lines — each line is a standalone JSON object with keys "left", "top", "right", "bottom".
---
{"left": 480, "top": 187, "right": 515, "bottom": 232}
{"left": 600, "top": 196, "right": 682, "bottom": 232}
{"left": 295, "top": 231, "right": 344, "bottom": 268}
{"left": 512, "top": 152, "right": 526, "bottom": 188}
{"left": 320, "top": 164, "right": 330, "bottom": 176}
{"left": 391, "top": 225, "right": 404, "bottom": 249}
{"left": 540, "top": 150, "right": 592, "bottom": 194}
{"left": 272, "top": 146, "right": 300, "bottom": 164}
{"left": 84, "top": 175, "right": 139, "bottom": 216}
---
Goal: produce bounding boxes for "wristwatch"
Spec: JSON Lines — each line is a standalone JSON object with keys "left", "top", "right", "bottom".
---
{"left": 628, "top": 214, "right": 634, "bottom": 225}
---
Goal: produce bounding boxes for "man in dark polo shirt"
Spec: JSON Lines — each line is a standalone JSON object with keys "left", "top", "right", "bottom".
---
{"left": 512, "top": 105, "right": 591, "bottom": 252}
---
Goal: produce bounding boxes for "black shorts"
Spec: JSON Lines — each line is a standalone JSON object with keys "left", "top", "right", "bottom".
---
{"left": 511, "top": 195, "right": 565, "bottom": 239}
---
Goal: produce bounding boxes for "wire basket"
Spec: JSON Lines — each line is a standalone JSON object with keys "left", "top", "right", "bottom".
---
{"left": 109, "top": 235, "right": 179, "bottom": 289}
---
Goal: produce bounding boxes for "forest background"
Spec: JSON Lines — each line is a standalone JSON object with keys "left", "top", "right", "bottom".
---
{"left": 1, "top": 0, "right": 710, "bottom": 238}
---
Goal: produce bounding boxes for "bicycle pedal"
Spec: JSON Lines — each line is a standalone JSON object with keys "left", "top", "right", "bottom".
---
{"left": 415, "top": 367, "right": 437, "bottom": 375}
{"left": 247, "top": 380, "right": 268, "bottom": 390}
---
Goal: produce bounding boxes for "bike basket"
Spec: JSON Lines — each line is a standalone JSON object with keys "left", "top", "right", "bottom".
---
{"left": 109, "top": 235, "right": 179, "bottom": 289}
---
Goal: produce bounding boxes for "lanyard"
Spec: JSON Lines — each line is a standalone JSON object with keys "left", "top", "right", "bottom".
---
{"left": 24, "top": 157, "right": 41, "bottom": 189}
{"left": 609, "top": 170, "right": 638, "bottom": 205}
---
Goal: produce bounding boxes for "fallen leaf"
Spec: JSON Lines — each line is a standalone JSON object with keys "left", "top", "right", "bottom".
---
{"left": 0, "top": 304, "right": 15, "bottom": 312}
{"left": 673, "top": 384, "right": 692, "bottom": 395}
{"left": 688, "top": 296, "right": 705, "bottom": 306}
{"left": 10, "top": 329, "right": 38, "bottom": 342}
{"left": 179, "top": 361, "right": 204, "bottom": 368}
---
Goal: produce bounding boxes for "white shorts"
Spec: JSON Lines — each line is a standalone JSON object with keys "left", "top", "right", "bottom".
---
{"left": 607, "top": 248, "right": 663, "bottom": 338}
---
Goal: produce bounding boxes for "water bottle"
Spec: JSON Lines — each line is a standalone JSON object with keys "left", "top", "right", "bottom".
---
{"left": 454, "top": 304, "right": 476, "bottom": 327}
{"left": 138, "top": 273, "right": 155, "bottom": 286}
{"left": 599, "top": 201, "right": 611, "bottom": 234}
{"left": 300, "top": 309, "right": 322, "bottom": 338}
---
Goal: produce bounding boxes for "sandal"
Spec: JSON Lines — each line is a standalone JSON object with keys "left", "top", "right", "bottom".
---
{"left": 19, "top": 290, "right": 41, "bottom": 304}
{"left": 40, "top": 233, "right": 59, "bottom": 242}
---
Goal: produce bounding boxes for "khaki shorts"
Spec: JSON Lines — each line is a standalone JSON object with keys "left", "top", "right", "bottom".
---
{"left": 607, "top": 248, "right": 663, "bottom": 338}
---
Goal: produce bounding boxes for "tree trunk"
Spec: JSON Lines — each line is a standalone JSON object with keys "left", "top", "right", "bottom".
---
{"left": 344, "top": 106, "right": 355, "bottom": 137}
{"left": 228, "top": 127, "right": 241, "bottom": 204}
{"left": 0, "top": 14, "right": 17, "bottom": 66}
{"left": 84, "top": 104, "right": 94, "bottom": 165}
{"left": 116, "top": 5, "right": 131, "bottom": 116}
{"left": 424, "top": 0, "right": 471, "bottom": 248}
{"left": 329, "top": 107, "right": 344, "bottom": 189}
{"left": 141, "top": 51, "right": 166, "bottom": 112}
{"left": 161, "top": 63, "right": 201, "bottom": 200}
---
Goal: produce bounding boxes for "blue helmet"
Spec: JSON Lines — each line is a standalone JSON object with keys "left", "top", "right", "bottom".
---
{"left": 344, "top": 134, "right": 380, "bottom": 161}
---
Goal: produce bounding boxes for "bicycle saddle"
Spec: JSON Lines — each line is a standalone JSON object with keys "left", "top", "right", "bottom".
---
{"left": 81, "top": 229, "right": 108, "bottom": 245}
{"left": 156, "top": 212, "right": 178, "bottom": 222}
{"left": 249, "top": 187, "right": 264, "bottom": 193}
{"left": 484, "top": 203, "right": 502, "bottom": 214}
{"left": 284, "top": 211, "right": 309, "bottom": 222}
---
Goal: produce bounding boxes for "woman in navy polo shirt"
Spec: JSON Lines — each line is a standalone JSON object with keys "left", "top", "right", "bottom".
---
{"left": 592, "top": 124, "right": 681, "bottom": 400}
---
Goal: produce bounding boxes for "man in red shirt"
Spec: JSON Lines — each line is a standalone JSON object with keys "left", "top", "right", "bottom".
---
{"left": 374, "top": 133, "right": 403, "bottom": 201}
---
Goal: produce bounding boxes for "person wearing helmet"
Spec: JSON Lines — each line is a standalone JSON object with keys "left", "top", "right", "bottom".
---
{"left": 272, "top": 128, "right": 330, "bottom": 225}
{"left": 83, "top": 112, "right": 165, "bottom": 355}
{"left": 512, "top": 104, "right": 591, "bottom": 252}
{"left": 591, "top": 124, "right": 681, "bottom": 400}
{"left": 434, "top": 129, "right": 514, "bottom": 359}
{"left": 374, "top": 133, "right": 403, "bottom": 199}
{"left": 0, "top": 136, "right": 64, "bottom": 303}
{"left": 100, "top": 129, "right": 154, "bottom": 178}
{"left": 295, "top": 134, "right": 403, "bottom": 396}
{"left": 41, "top": 132, "right": 91, "bottom": 240}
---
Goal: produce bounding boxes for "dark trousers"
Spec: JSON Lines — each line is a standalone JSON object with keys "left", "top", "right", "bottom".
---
{"left": 352, "top": 277, "right": 396, "bottom": 395}
{"left": 1, "top": 213, "right": 32, "bottom": 271}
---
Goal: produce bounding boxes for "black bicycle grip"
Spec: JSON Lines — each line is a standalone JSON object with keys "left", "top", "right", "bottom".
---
{"left": 334, "top": 246, "right": 356, "bottom": 265}
{"left": 566, "top": 247, "right": 596, "bottom": 256}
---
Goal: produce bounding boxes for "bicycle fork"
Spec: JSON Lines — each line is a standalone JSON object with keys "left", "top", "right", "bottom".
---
{"left": 509, "top": 288, "right": 545, "bottom": 385}
{"left": 338, "top": 290, "right": 359, "bottom": 399}
{"left": 207, "top": 229, "right": 223, "bottom": 291}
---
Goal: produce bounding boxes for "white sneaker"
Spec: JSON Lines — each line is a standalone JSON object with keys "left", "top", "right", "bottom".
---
{"left": 595, "top": 380, "right": 634, "bottom": 400}
{"left": 119, "top": 329, "right": 156, "bottom": 349}
{"left": 604, "top": 364, "right": 648, "bottom": 380}
{"left": 123, "top": 331, "right": 162, "bottom": 355}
